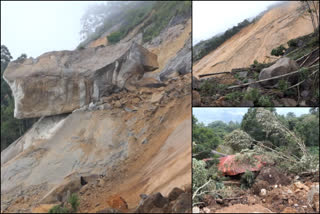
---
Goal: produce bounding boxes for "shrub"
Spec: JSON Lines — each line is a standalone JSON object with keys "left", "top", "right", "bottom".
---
{"left": 48, "top": 205, "right": 69, "bottom": 213}
{"left": 48, "top": 193, "right": 79, "bottom": 213}
{"left": 257, "top": 95, "right": 273, "bottom": 107}
{"left": 253, "top": 60, "right": 258, "bottom": 65}
{"left": 192, "top": 158, "right": 208, "bottom": 191}
{"left": 271, "top": 45, "right": 286, "bottom": 56}
{"left": 287, "top": 39, "right": 298, "bottom": 47}
{"left": 278, "top": 80, "right": 290, "bottom": 92}
{"left": 225, "top": 91, "right": 244, "bottom": 103}
{"left": 68, "top": 193, "right": 79, "bottom": 212}
{"left": 240, "top": 170, "right": 255, "bottom": 189}
{"left": 107, "top": 31, "right": 123, "bottom": 44}
{"left": 243, "top": 88, "right": 260, "bottom": 102}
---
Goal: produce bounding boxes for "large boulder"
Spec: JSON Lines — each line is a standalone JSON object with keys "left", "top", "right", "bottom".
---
{"left": 159, "top": 36, "right": 191, "bottom": 81}
{"left": 258, "top": 57, "right": 299, "bottom": 87}
{"left": 3, "top": 42, "right": 158, "bottom": 119}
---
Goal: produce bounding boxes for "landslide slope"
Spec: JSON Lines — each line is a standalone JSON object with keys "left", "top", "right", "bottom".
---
{"left": 194, "top": 1, "right": 315, "bottom": 78}
{"left": 1, "top": 4, "right": 191, "bottom": 213}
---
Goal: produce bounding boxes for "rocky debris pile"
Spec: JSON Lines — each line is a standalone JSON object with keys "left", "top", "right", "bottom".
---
{"left": 193, "top": 178, "right": 319, "bottom": 213}
{"left": 1, "top": 73, "right": 191, "bottom": 213}
{"left": 194, "top": 55, "right": 319, "bottom": 107}
{"left": 3, "top": 42, "right": 159, "bottom": 119}
{"left": 133, "top": 187, "right": 191, "bottom": 213}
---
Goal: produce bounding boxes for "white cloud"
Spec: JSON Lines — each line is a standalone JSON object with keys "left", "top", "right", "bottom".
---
{"left": 1, "top": 1, "right": 101, "bottom": 59}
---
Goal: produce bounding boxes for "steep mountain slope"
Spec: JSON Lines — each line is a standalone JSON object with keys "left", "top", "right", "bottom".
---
{"left": 194, "top": 1, "right": 314, "bottom": 78}
{"left": 1, "top": 3, "right": 191, "bottom": 213}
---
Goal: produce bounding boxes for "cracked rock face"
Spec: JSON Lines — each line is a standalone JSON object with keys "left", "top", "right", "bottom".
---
{"left": 4, "top": 42, "right": 158, "bottom": 119}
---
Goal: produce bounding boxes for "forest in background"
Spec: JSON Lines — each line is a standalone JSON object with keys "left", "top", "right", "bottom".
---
{"left": 193, "top": 107, "right": 319, "bottom": 161}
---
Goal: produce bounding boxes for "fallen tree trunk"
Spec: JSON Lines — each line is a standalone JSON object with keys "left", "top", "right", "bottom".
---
{"left": 199, "top": 71, "right": 231, "bottom": 78}
{"left": 227, "top": 64, "right": 319, "bottom": 89}
{"left": 211, "top": 150, "right": 228, "bottom": 157}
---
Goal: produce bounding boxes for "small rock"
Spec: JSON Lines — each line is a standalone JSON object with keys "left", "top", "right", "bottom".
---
{"left": 294, "top": 204, "right": 298, "bottom": 207}
{"left": 280, "top": 98, "right": 297, "bottom": 106}
{"left": 202, "top": 207, "right": 211, "bottom": 213}
{"left": 294, "top": 181, "right": 309, "bottom": 191}
{"left": 192, "top": 207, "right": 200, "bottom": 213}
{"left": 192, "top": 90, "right": 201, "bottom": 106}
{"left": 260, "top": 189, "right": 267, "bottom": 196}
{"left": 168, "top": 187, "right": 184, "bottom": 201}
{"left": 301, "top": 90, "right": 309, "bottom": 98}
{"left": 282, "top": 207, "right": 298, "bottom": 213}
{"left": 114, "top": 100, "right": 121, "bottom": 108}
{"left": 238, "top": 71, "right": 248, "bottom": 78}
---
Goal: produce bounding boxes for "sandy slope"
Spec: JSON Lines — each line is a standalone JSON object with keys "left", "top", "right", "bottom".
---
{"left": 194, "top": 1, "right": 315, "bottom": 78}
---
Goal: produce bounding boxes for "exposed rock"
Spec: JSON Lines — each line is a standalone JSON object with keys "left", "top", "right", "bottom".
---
{"left": 239, "top": 100, "right": 254, "bottom": 107}
{"left": 159, "top": 36, "right": 191, "bottom": 81}
{"left": 192, "top": 76, "right": 200, "bottom": 90}
{"left": 151, "top": 91, "right": 165, "bottom": 104}
{"left": 96, "top": 208, "right": 120, "bottom": 213}
{"left": 307, "top": 184, "right": 319, "bottom": 212}
{"left": 192, "top": 90, "right": 201, "bottom": 106}
{"left": 40, "top": 172, "right": 82, "bottom": 204}
{"left": 259, "top": 57, "right": 299, "bottom": 87}
{"left": 170, "top": 192, "right": 191, "bottom": 213}
{"left": 192, "top": 207, "right": 200, "bottom": 213}
{"left": 280, "top": 98, "right": 297, "bottom": 106}
{"left": 260, "top": 188, "right": 267, "bottom": 196}
{"left": 168, "top": 187, "right": 184, "bottom": 201}
{"left": 106, "top": 195, "right": 128, "bottom": 211}
{"left": 281, "top": 207, "right": 298, "bottom": 213}
{"left": 135, "top": 192, "right": 169, "bottom": 213}
{"left": 4, "top": 42, "right": 158, "bottom": 119}
{"left": 238, "top": 71, "right": 248, "bottom": 78}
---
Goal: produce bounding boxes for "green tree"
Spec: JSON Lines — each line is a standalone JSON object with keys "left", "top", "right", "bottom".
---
{"left": 1, "top": 46, "right": 37, "bottom": 151}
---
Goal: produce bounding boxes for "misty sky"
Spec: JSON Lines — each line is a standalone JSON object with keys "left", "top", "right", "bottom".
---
{"left": 193, "top": 108, "right": 311, "bottom": 125}
{"left": 193, "top": 1, "right": 278, "bottom": 44}
{"left": 1, "top": 1, "right": 101, "bottom": 59}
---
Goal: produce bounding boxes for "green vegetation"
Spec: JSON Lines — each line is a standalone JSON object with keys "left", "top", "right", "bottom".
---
{"left": 199, "top": 79, "right": 227, "bottom": 97}
{"left": 49, "top": 205, "right": 69, "bottom": 213}
{"left": 257, "top": 95, "right": 273, "bottom": 107}
{"left": 142, "top": 1, "right": 191, "bottom": 42}
{"left": 240, "top": 170, "right": 255, "bottom": 189}
{"left": 48, "top": 193, "right": 79, "bottom": 213}
{"left": 193, "top": 108, "right": 319, "bottom": 205}
{"left": 107, "top": 31, "right": 122, "bottom": 44}
{"left": 1, "top": 45, "right": 37, "bottom": 151}
{"left": 78, "top": 1, "right": 191, "bottom": 48}
{"left": 225, "top": 91, "right": 244, "bottom": 103}
{"left": 193, "top": 115, "right": 240, "bottom": 160}
{"left": 278, "top": 79, "right": 290, "bottom": 92}
{"left": 243, "top": 88, "right": 259, "bottom": 102}
{"left": 287, "top": 38, "right": 298, "bottom": 47}
{"left": 271, "top": 44, "right": 286, "bottom": 56}
{"left": 193, "top": 19, "right": 252, "bottom": 62}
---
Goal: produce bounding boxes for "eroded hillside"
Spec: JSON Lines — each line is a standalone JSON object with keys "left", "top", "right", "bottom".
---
{"left": 1, "top": 2, "right": 191, "bottom": 213}
{"left": 194, "top": 1, "right": 314, "bottom": 78}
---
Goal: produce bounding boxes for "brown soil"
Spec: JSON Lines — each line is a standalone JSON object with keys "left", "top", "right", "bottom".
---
{"left": 193, "top": 1, "right": 314, "bottom": 78}
{"left": 197, "top": 177, "right": 319, "bottom": 213}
